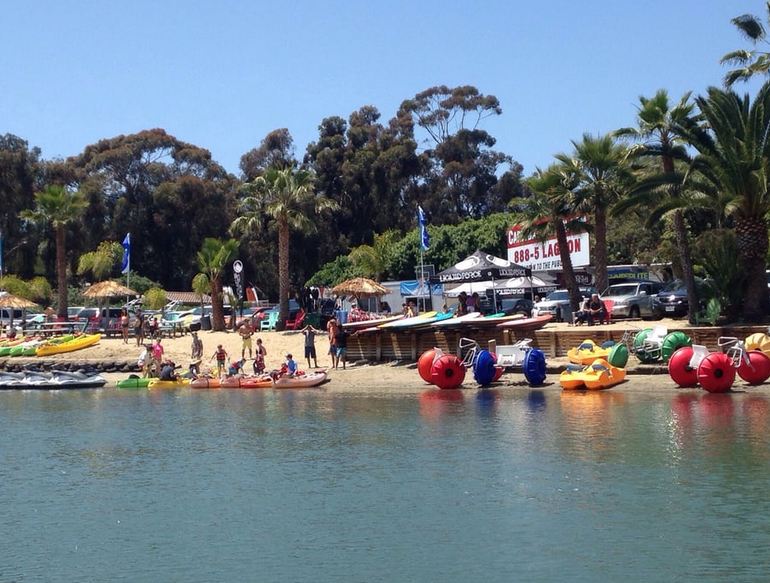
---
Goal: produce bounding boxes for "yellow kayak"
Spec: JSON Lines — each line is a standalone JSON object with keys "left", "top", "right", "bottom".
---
{"left": 36, "top": 333, "right": 101, "bottom": 357}
{"left": 567, "top": 339, "right": 614, "bottom": 365}
{"left": 148, "top": 378, "right": 191, "bottom": 389}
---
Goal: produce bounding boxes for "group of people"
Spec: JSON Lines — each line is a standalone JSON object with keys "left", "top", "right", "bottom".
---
{"left": 455, "top": 291, "right": 482, "bottom": 316}
{"left": 324, "top": 316, "right": 352, "bottom": 370}
{"left": 573, "top": 293, "right": 609, "bottom": 326}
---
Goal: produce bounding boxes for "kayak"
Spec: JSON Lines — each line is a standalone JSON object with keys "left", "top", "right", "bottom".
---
{"left": 36, "top": 333, "right": 101, "bottom": 356}
{"left": 220, "top": 375, "right": 273, "bottom": 389}
{"left": 116, "top": 376, "right": 152, "bottom": 389}
{"left": 272, "top": 371, "right": 327, "bottom": 389}
{"left": 190, "top": 377, "right": 222, "bottom": 389}
{"left": 147, "top": 378, "right": 191, "bottom": 389}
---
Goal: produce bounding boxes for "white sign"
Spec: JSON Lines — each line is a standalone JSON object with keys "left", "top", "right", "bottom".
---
{"left": 233, "top": 260, "right": 243, "bottom": 274}
{"left": 507, "top": 226, "right": 590, "bottom": 271}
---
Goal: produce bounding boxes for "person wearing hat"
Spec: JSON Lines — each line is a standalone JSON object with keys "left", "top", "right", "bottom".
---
{"left": 285, "top": 353, "right": 298, "bottom": 377}
{"left": 210, "top": 344, "right": 228, "bottom": 377}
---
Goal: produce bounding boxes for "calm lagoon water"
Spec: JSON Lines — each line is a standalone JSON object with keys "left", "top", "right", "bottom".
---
{"left": 1, "top": 386, "right": 770, "bottom": 582}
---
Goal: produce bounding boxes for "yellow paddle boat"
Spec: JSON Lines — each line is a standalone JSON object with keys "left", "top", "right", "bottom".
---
{"left": 560, "top": 358, "right": 626, "bottom": 390}
{"left": 567, "top": 339, "right": 615, "bottom": 365}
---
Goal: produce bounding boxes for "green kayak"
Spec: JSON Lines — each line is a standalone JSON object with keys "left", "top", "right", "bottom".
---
{"left": 117, "top": 376, "right": 151, "bottom": 389}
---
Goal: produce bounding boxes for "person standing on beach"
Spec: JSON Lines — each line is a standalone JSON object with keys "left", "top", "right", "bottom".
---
{"left": 191, "top": 331, "right": 203, "bottom": 360}
{"left": 211, "top": 344, "right": 228, "bottom": 377}
{"left": 239, "top": 318, "right": 254, "bottom": 359}
{"left": 326, "top": 316, "right": 339, "bottom": 366}
{"left": 151, "top": 338, "right": 164, "bottom": 376}
{"left": 333, "top": 327, "right": 351, "bottom": 370}
{"left": 301, "top": 324, "right": 321, "bottom": 369}
{"left": 134, "top": 309, "right": 145, "bottom": 346}
{"left": 253, "top": 337, "right": 267, "bottom": 374}
{"left": 120, "top": 308, "right": 130, "bottom": 344}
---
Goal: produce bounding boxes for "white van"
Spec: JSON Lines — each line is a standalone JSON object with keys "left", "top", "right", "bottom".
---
{"left": 0, "top": 308, "right": 25, "bottom": 326}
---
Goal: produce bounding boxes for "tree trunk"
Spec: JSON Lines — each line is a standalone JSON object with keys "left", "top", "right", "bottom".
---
{"left": 211, "top": 276, "right": 225, "bottom": 331}
{"left": 593, "top": 206, "right": 609, "bottom": 294}
{"left": 55, "top": 225, "right": 68, "bottom": 318}
{"left": 277, "top": 219, "right": 290, "bottom": 330}
{"left": 736, "top": 217, "right": 770, "bottom": 322}
{"left": 554, "top": 219, "right": 582, "bottom": 312}
{"left": 672, "top": 210, "right": 699, "bottom": 324}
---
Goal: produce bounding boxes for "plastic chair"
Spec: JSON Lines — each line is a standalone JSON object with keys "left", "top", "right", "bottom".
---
{"left": 260, "top": 311, "right": 278, "bottom": 331}
{"left": 285, "top": 309, "right": 306, "bottom": 331}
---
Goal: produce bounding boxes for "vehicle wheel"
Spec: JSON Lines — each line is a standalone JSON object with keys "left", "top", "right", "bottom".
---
{"left": 629, "top": 306, "right": 640, "bottom": 319}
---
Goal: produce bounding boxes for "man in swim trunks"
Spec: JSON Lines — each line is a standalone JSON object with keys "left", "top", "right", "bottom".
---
{"left": 333, "top": 328, "right": 350, "bottom": 370}
{"left": 239, "top": 318, "right": 254, "bottom": 359}
{"left": 326, "top": 316, "right": 339, "bottom": 366}
{"left": 302, "top": 324, "right": 321, "bottom": 369}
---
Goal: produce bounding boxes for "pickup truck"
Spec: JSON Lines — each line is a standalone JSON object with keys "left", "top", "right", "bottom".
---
{"left": 602, "top": 281, "right": 663, "bottom": 319}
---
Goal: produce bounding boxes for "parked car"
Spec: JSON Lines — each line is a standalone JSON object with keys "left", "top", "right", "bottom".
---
{"left": 603, "top": 281, "right": 663, "bottom": 319}
{"left": 0, "top": 308, "right": 26, "bottom": 327}
{"left": 652, "top": 279, "right": 711, "bottom": 318}
{"left": 534, "top": 288, "right": 596, "bottom": 322}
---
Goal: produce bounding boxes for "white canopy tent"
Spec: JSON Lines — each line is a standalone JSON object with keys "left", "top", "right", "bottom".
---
{"left": 445, "top": 273, "right": 556, "bottom": 298}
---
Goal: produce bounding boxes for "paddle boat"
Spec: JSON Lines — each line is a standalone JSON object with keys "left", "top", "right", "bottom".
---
{"left": 630, "top": 328, "right": 691, "bottom": 364}
{"left": 668, "top": 337, "right": 770, "bottom": 391}
{"left": 560, "top": 358, "right": 626, "bottom": 390}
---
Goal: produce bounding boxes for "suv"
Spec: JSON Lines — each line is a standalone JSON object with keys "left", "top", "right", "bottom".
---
{"left": 534, "top": 288, "right": 595, "bottom": 322}
{"left": 603, "top": 281, "right": 663, "bottom": 319}
{"left": 652, "top": 278, "right": 711, "bottom": 318}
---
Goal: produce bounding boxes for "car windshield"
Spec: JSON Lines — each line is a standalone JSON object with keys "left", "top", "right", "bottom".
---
{"left": 79, "top": 309, "right": 98, "bottom": 318}
{"left": 544, "top": 291, "right": 569, "bottom": 302}
{"left": 605, "top": 285, "right": 638, "bottom": 297}
{"left": 661, "top": 280, "right": 684, "bottom": 292}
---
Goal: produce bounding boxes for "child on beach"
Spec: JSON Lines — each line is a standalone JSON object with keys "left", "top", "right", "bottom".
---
{"left": 151, "top": 339, "right": 164, "bottom": 374}
{"left": 211, "top": 344, "right": 228, "bottom": 377}
{"left": 284, "top": 353, "right": 298, "bottom": 377}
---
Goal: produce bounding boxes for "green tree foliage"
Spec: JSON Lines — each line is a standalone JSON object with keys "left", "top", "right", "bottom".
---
{"left": 70, "top": 128, "right": 236, "bottom": 288}
{"left": 556, "top": 133, "right": 632, "bottom": 293}
{"left": 348, "top": 230, "right": 400, "bottom": 280}
{"left": 235, "top": 168, "right": 337, "bottom": 325}
{"left": 305, "top": 256, "right": 362, "bottom": 287}
{"left": 0, "top": 275, "right": 32, "bottom": 298}
{"left": 21, "top": 185, "right": 87, "bottom": 317}
{"left": 721, "top": 3, "right": 770, "bottom": 86}
{"left": 398, "top": 85, "right": 525, "bottom": 223}
{"left": 0, "top": 134, "right": 44, "bottom": 277}
{"left": 240, "top": 128, "right": 296, "bottom": 180}
{"left": 77, "top": 241, "right": 124, "bottom": 281}
{"left": 676, "top": 82, "right": 770, "bottom": 320}
{"left": 27, "top": 276, "right": 52, "bottom": 303}
{"left": 127, "top": 274, "right": 162, "bottom": 295}
{"left": 143, "top": 287, "right": 167, "bottom": 311}
{"left": 196, "top": 238, "right": 238, "bottom": 331}
{"left": 693, "top": 230, "right": 745, "bottom": 321}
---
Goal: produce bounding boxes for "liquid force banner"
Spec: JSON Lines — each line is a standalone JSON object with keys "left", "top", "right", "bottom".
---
{"left": 507, "top": 226, "right": 590, "bottom": 271}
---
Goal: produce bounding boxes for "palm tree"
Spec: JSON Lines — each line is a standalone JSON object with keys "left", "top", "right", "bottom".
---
{"left": 348, "top": 230, "right": 399, "bottom": 280}
{"left": 556, "top": 134, "right": 632, "bottom": 294}
{"left": 721, "top": 5, "right": 770, "bottom": 86}
{"left": 615, "top": 90, "right": 701, "bottom": 324}
{"left": 232, "top": 168, "right": 337, "bottom": 327}
{"left": 510, "top": 165, "right": 585, "bottom": 316}
{"left": 676, "top": 82, "right": 770, "bottom": 320}
{"left": 20, "top": 185, "right": 87, "bottom": 318}
{"left": 195, "top": 238, "right": 238, "bottom": 331}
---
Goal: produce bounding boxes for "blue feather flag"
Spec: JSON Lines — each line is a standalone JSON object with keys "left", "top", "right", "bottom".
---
{"left": 418, "top": 206, "right": 429, "bottom": 251}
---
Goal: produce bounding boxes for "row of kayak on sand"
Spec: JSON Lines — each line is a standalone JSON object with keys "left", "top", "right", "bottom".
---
{"left": 0, "top": 334, "right": 101, "bottom": 357}
{"left": 343, "top": 312, "right": 553, "bottom": 332}
{"left": 0, "top": 369, "right": 328, "bottom": 390}
{"left": 118, "top": 370, "right": 328, "bottom": 390}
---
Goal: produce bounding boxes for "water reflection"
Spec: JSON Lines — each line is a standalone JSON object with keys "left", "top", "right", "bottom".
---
{"left": 418, "top": 389, "right": 464, "bottom": 422}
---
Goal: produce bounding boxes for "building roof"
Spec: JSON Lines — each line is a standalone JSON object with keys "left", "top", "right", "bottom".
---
{"left": 165, "top": 291, "right": 211, "bottom": 304}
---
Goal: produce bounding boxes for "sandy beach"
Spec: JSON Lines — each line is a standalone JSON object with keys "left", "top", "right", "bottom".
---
{"left": 25, "top": 317, "right": 770, "bottom": 395}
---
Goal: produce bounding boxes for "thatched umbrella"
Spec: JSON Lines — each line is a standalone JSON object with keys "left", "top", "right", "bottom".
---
{"left": 82, "top": 280, "right": 138, "bottom": 299}
{"left": 332, "top": 277, "right": 388, "bottom": 298}
{"left": 0, "top": 293, "right": 39, "bottom": 330}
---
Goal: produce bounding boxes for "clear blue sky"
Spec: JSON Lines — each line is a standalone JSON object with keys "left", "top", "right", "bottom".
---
{"left": 1, "top": 0, "right": 762, "bottom": 176}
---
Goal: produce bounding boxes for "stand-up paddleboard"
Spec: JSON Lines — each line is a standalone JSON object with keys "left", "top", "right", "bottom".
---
{"left": 460, "top": 313, "right": 527, "bottom": 328}
{"left": 496, "top": 314, "right": 553, "bottom": 331}
{"left": 342, "top": 314, "right": 404, "bottom": 330}
{"left": 379, "top": 311, "right": 437, "bottom": 329}
{"left": 431, "top": 312, "right": 483, "bottom": 328}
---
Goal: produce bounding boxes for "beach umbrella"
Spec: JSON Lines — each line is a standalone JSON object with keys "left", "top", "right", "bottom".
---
{"left": 332, "top": 277, "right": 388, "bottom": 298}
{"left": 0, "top": 293, "right": 39, "bottom": 330}
{"left": 82, "top": 280, "right": 138, "bottom": 299}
